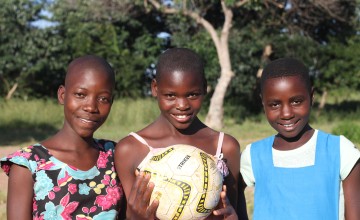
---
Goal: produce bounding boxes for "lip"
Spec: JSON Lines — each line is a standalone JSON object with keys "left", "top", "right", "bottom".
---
{"left": 171, "top": 113, "right": 193, "bottom": 123}
{"left": 278, "top": 119, "right": 299, "bottom": 131}
{"left": 78, "top": 117, "right": 99, "bottom": 125}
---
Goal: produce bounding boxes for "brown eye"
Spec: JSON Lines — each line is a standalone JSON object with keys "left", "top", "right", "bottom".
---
{"left": 269, "top": 103, "right": 280, "bottom": 109}
{"left": 188, "top": 93, "right": 200, "bottom": 99}
{"left": 165, "top": 94, "right": 175, "bottom": 99}
{"left": 98, "top": 96, "right": 110, "bottom": 103}
{"left": 292, "top": 99, "right": 303, "bottom": 105}
{"left": 74, "top": 93, "right": 85, "bottom": 98}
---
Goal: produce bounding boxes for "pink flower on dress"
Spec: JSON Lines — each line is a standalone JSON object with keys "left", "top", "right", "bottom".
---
{"left": 68, "top": 183, "right": 77, "bottom": 194}
{"left": 94, "top": 195, "right": 112, "bottom": 210}
{"left": 60, "top": 193, "right": 79, "bottom": 220}
{"left": 33, "top": 214, "right": 44, "bottom": 220}
{"left": 33, "top": 199, "right": 38, "bottom": 211}
{"left": 38, "top": 161, "right": 56, "bottom": 170}
{"left": 101, "top": 174, "right": 110, "bottom": 185}
{"left": 48, "top": 191, "right": 55, "bottom": 200}
{"left": 8, "top": 151, "right": 32, "bottom": 159}
{"left": 106, "top": 186, "right": 121, "bottom": 205}
{"left": 94, "top": 186, "right": 121, "bottom": 210}
{"left": 1, "top": 164, "right": 10, "bottom": 174}
{"left": 97, "top": 152, "right": 109, "bottom": 168}
{"left": 58, "top": 171, "right": 72, "bottom": 186}
{"left": 53, "top": 186, "right": 61, "bottom": 192}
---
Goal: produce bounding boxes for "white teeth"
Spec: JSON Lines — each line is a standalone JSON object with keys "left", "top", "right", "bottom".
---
{"left": 81, "top": 118, "right": 93, "bottom": 123}
{"left": 175, "top": 115, "right": 187, "bottom": 119}
{"left": 283, "top": 124, "right": 294, "bottom": 127}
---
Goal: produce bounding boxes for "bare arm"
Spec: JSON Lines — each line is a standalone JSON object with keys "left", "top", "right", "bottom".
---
{"left": 237, "top": 173, "right": 249, "bottom": 220}
{"left": 7, "top": 164, "right": 33, "bottom": 220}
{"left": 343, "top": 159, "right": 360, "bottom": 220}
{"left": 222, "top": 135, "right": 246, "bottom": 219}
{"left": 115, "top": 137, "right": 157, "bottom": 219}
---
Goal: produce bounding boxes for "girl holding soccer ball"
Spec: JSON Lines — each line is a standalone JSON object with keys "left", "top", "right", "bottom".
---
{"left": 115, "top": 48, "right": 247, "bottom": 220}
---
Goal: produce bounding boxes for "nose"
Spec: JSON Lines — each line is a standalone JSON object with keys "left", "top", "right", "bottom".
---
{"left": 176, "top": 97, "right": 190, "bottom": 111}
{"left": 83, "top": 97, "right": 99, "bottom": 113}
{"left": 280, "top": 104, "right": 294, "bottom": 119}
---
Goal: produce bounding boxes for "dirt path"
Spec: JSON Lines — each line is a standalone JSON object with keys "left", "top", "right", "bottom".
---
{"left": 0, "top": 146, "right": 20, "bottom": 194}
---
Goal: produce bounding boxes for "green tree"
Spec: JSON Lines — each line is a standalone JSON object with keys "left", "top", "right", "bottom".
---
{"left": 0, "top": 0, "right": 46, "bottom": 99}
{"left": 143, "top": 0, "right": 357, "bottom": 129}
{"left": 48, "top": 0, "right": 165, "bottom": 97}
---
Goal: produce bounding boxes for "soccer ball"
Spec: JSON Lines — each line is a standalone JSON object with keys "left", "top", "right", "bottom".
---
{"left": 139, "top": 144, "right": 223, "bottom": 220}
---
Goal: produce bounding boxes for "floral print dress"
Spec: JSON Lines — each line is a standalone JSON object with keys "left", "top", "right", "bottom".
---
{"left": 1, "top": 139, "right": 123, "bottom": 220}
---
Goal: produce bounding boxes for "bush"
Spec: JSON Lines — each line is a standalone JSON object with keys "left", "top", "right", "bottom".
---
{"left": 332, "top": 122, "right": 360, "bottom": 144}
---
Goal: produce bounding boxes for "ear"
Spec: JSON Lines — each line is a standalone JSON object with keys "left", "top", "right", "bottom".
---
{"left": 151, "top": 79, "right": 158, "bottom": 98}
{"left": 58, "top": 85, "right": 65, "bottom": 105}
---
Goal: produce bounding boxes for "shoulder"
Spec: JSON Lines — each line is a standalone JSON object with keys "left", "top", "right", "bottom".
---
{"left": 222, "top": 133, "right": 240, "bottom": 154}
{"left": 240, "top": 144, "right": 252, "bottom": 170}
{"left": 339, "top": 135, "right": 360, "bottom": 179}
{"left": 241, "top": 144, "right": 252, "bottom": 161}
{"left": 115, "top": 133, "right": 150, "bottom": 166}
{"left": 116, "top": 134, "right": 143, "bottom": 152}
{"left": 1, "top": 144, "right": 42, "bottom": 175}
{"left": 240, "top": 144, "right": 255, "bottom": 186}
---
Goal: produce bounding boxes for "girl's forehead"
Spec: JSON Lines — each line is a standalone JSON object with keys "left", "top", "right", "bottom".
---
{"left": 66, "top": 68, "right": 114, "bottom": 90}
{"left": 262, "top": 76, "right": 310, "bottom": 95}
{"left": 159, "top": 70, "right": 205, "bottom": 85}
{"left": 264, "top": 75, "right": 306, "bottom": 87}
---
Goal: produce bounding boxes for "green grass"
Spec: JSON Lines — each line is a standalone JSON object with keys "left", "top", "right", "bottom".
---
{"left": 0, "top": 97, "right": 359, "bottom": 219}
{"left": 94, "top": 98, "right": 160, "bottom": 141}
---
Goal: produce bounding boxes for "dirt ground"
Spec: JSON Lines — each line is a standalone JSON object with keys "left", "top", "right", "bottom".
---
{"left": 0, "top": 147, "right": 19, "bottom": 191}
{"left": 0, "top": 146, "right": 20, "bottom": 218}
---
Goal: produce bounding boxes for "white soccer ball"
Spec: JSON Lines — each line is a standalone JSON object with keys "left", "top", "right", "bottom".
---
{"left": 139, "top": 144, "right": 223, "bottom": 220}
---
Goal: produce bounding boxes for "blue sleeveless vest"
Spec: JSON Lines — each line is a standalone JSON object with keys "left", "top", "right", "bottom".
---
{"left": 251, "top": 130, "right": 340, "bottom": 220}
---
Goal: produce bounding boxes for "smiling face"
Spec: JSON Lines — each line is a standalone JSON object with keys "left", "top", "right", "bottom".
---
{"left": 152, "top": 70, "right": 205, "bottom": 130}
{"left": 261, "top": 75, "right": 313, "bottom": 141}
{"left": 58, "top": 57, "right": 114, "bottom": 138}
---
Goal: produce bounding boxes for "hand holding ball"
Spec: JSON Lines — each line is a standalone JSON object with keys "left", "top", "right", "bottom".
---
{"left": 139, "top": 145, "right": 223, "bottom": 220}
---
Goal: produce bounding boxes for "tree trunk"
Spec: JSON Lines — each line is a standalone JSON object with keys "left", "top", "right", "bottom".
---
{"left": 316, "top": 90, "right": 327, "bottom": 116}
{"left": 205, "top": 68, "right": 233, "bottom": 130}
{"left": 204, "top": 1, "right": 234, "bottom": 130}
{"left": 146, "top": 0, "right": 238, "bottom": 129}
{"left": 5, "top": 83, "right": 18, "bottom": 100}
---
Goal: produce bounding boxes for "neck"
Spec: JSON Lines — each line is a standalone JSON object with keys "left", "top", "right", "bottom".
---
{"left": 159, "top": 116, "right": 207, "bottom": 136}
{"left": 53, "top": 128, "right": 95, "bottom": 150}
{"left": 274, "top": 125, "right": 314, "bottom": 150}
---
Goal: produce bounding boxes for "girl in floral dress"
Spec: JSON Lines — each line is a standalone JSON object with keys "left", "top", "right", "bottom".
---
{"left": 1, "top": 55, "right": 125, "bottom": 220}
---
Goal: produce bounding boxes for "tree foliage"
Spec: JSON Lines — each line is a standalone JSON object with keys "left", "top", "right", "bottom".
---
{"left": 0, "top": 0, "right": 47, "bottom": 98}
{"left": 0, "top": 0, "right": 359, "bottom": 120}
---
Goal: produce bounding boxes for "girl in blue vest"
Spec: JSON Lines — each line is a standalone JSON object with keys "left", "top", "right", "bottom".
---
{"left": 240, "top": 57, "right": 360, "bottom": 219}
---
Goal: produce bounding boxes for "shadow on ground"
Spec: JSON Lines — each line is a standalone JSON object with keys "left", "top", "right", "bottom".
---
{"left": 0, "top": 119, "right": 58, "bottom": 146}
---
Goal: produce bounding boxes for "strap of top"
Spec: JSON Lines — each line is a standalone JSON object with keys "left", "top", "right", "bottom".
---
{"left": 215, "top": 132, "right": 224, "bottom": 159}
{"left": 130, "top": 131, "right": 224, "bottom": 158}
{"left": 129, "top": 132, "right": 153, "bottom": 150}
